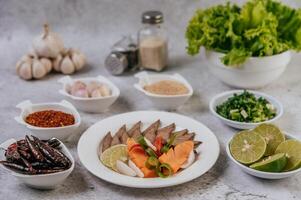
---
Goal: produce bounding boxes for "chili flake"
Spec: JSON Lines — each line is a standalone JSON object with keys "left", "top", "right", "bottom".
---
{"left": 25, "top": 110, "right": 75, "bottom": 128}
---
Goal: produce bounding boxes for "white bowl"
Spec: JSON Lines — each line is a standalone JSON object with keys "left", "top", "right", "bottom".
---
{"left": 58, "top": 75, "right": 120, "bottom": 113}
{"left": 78, "top": 111, "right": 220, "bottom": 188}
{"left": 226, "top": 132, "right": 301, "bottom": 179}
{"left": 0, "top": 138, "right": 75, "bottom": 189}
{"left": 14, "top": 100, "right": 81, "bottom": 141}
{"left": 134, "top": 72, "right": 193, "bottom": 110}
{"left": 205, "top": 50, "right": 292, "bottom": 89}
{"left": 209, "top": 90, "right": 283, "bottom": 130}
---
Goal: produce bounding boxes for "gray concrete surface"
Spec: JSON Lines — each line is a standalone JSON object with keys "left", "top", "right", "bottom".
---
{"left": 0, "top": 0, "right": 300, "bottom": 199}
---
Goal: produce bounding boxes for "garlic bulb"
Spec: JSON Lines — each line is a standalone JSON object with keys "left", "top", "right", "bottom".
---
{"left": 53, "top": 48, "right": 86, "bottom": 74}
{"left": 33, "top": 24, "right": 64, "bottom": 58}
{"left": 16, "top": 53, "right": 52, "bottom": 80}
{"left": 53, "top": 53, "right": 63, "bottom": 72}
{"left": 40, "top": 57, "right": 52, "bottom": 73}
{"left": 16, "top": 55, "right": 32, "bottom": 80}
{"left": 71, "top": 49, "right": 86, "bottom": 71}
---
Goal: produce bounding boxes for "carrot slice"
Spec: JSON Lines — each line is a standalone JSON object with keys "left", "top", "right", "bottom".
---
{"left": 127, "top": 138, "right": 157, "bottom": 178}
{"left": 158, "top": 141, "right": 194, "bottom": 173}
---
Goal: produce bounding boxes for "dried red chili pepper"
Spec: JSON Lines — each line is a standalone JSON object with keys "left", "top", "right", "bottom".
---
{"left": 25, "top": 136, "right": 44, "bottom": 162}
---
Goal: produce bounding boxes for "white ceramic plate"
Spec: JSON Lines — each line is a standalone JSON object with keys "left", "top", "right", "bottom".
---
{"left": 78, "top": 111, "right": 220, "bottom": 188}
{"left": 209, "top": 90, "right": 283, "bottom": 129}
{"left": 226, "top": 132, "right": 301, "bottom": 179}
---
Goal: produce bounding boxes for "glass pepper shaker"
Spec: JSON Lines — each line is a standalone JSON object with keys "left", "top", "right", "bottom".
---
{"left": 105, "top": 36, "right": 139, "bottom": 75}
{"left": 138, "top": 11, "right": 168, "bottom": 71}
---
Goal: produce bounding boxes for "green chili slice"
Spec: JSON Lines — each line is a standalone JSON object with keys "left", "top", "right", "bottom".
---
{"left": 137, "top": 136, "right": 148, "bottom": 149}
{"left": 145, "top": 148, "right": 157, "bottom": 158}
{"left": 156, "top": 163, "right": 173, "bottom": 178}
{"left": 145, "top": 156, "right": 159, "bottom": 169}
{"left": 160, "top": 145, "right": 170, "bottom": 153}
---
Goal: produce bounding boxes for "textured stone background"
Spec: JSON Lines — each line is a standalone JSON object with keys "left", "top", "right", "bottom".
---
{"left": 0, "top": 0, "right": 300, "bottom": 199}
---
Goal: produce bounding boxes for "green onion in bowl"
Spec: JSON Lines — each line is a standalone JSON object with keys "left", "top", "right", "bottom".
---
{"left": 216, "top": 90, "right": 276, "bottom": 123}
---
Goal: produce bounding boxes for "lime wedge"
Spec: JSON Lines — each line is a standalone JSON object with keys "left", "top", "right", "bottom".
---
{"left": 230, "top": 130, "right": 266, "bottom": 164}
{"left": 254, "top": 124, "right": 285, "bottom": 156}
{"left": 109, "top": 145, "right": 128, "bottom": 171}
{"left": 275, "top": 140, "right": 301, "bottom": 171}
{"left": 250, "top": 153, "right": 287, "bottom": 172}
{"left": 100, "top": 144, "right": 127, "bottom": 170}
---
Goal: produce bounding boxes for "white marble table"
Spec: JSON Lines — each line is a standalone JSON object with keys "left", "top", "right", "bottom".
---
{"left": 0, "top": 0, "right": 300, "bottom": 199}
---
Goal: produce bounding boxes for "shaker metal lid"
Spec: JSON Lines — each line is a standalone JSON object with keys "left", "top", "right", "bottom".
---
{"left": 142, "top": 11, "right": 163, "bottom": 24}
{"left": 105, "top": 52, "right": 128, "bottom": 75}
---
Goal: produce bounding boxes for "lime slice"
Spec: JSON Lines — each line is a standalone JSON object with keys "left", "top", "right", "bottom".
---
{"left": 230, "top": 130, "right": 266, "bottom": 164}
{"left": 275, "top": 140, "right": 301, "bottom": 171}
{"left": 254, "top": 124, "right": 285, "bottom": 156}
{"left": 100, "top": 144, "right": 127, "bottom": 170}
{"left": 250, "top": 153, "right": 287, "bottom": 172}
{"left": 109, "top": 145, "right": 128, "bottom": 171}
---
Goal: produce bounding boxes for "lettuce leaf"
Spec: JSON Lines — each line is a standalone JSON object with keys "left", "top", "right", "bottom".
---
{"left": 186, "top": 0, "right": 301, "bottom": 66}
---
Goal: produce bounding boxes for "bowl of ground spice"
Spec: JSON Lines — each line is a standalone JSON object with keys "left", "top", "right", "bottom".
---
{"left": 15, "top": 100, "right": 81, "bottom": 140}
{"left": 134, "top": 72, "right": 193, "bottom": 110}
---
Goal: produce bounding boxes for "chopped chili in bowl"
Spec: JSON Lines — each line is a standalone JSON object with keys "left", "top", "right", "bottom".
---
{"left": 25, "top": 110, "right": 75, "bottom": 128}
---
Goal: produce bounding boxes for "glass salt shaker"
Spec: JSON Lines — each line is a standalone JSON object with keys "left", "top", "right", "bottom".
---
{"left": 138, "top": 11, "right": 168, "bottom": 71}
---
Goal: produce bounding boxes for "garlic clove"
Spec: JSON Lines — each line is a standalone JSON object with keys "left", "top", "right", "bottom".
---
{"left": 87, "top": 81, "right": 101, "bottom": 94}
{"left": 72, "top": 88, "right": 89, "bottom": 98}
{"left": 71, "top": 49, "right": 86, "bottom": 71}
{"left": 99, "top": 84, "right": 111, "bottom": 97}
{"left": 40, "top": 57, "right": 52, "bottom": 73}
{"left": 32, "top": 59, "right": 47, "bottom": 79}
{"left": 60, "top": 55, "right": 75, "bottom": 74}
{"left": 33, "top": 24, "right": 64, "bottom": 58}
{"left": 91, "top": 88, "right": 103, "bottom": 98}
{"left": 18, "top": 62, "right": 32, "bottom": 80}
{"left": 71, "top": 81, "right": 87, "bottom": 95}
{"left": 53, "top": 54, "right": 63, "bottom": 72}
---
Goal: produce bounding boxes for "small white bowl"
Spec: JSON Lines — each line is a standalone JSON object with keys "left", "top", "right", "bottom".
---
{"left": 58, "top": 75, "right": 120, "bottom": 113}
{"left": 0, "top": 138, "right": 75, "bottom": 189}
{"left": 134, "top": 71, "right": 193, "bottom": 110}
{"left": 205, "top": 50, "right": 292, "bottom": 89}
{"left": 226, "top": 132, "right": 301, "bottom": 179}
{"left": 209, "top": 90, "right": 283, "bottom": 130}
{"left": 14, "top": 100, "right": 81, "bottom": 141}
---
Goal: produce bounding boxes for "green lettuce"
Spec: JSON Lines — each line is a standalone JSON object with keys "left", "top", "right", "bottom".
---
{"left": 186, "top": 0, "right": 301, "bottom": 66}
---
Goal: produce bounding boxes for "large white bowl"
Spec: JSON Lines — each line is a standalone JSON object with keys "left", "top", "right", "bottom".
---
{"left": 226, "top": 132, "right": 301, "bottom": 179}
{"left": 14, "top": 100, "right": 81, "bottom": 141}
{"left": 0, "top": 138, "right": 75, "bottom": 189}
{"left": 58, "top": 75, "right": 120, "bottom": 113}
{"left": 134, "top": 72, "right": 193, "bottom": 110}
{"left": 205, "top": 50, "right": 292, "bottom": 89}
{"left": 209, "top": 90, "right": 283, "bottom": 130}
{"left": 78, "top": 111, "right": 220, "bottom": 188}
